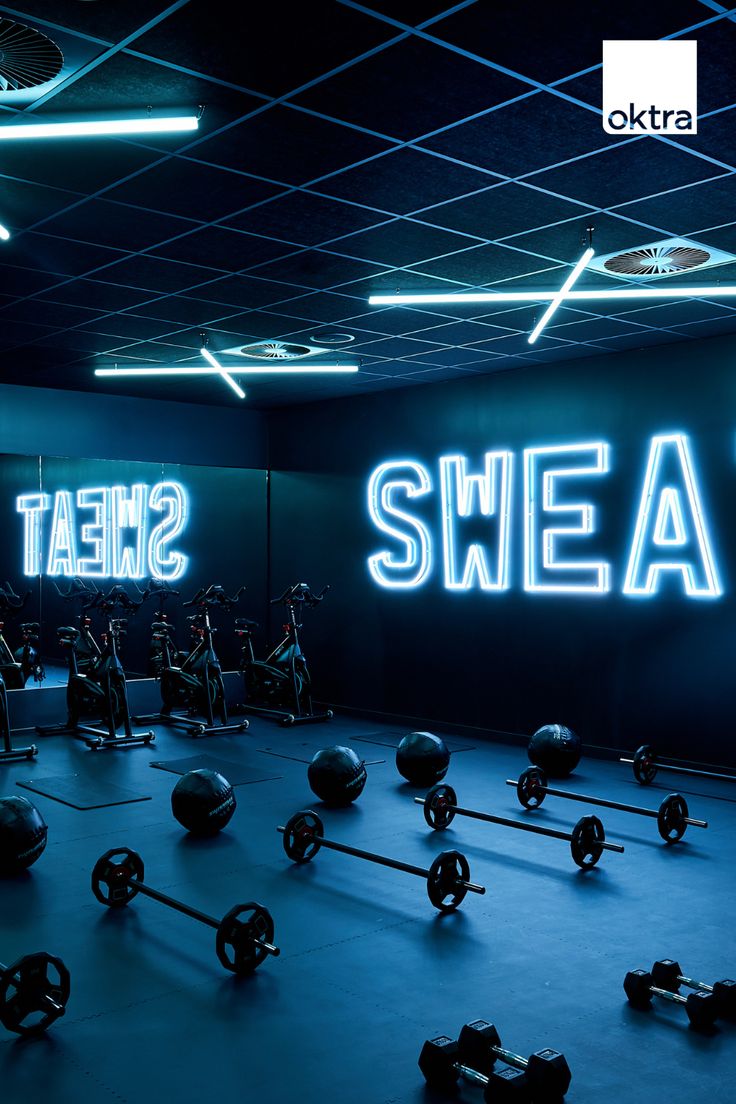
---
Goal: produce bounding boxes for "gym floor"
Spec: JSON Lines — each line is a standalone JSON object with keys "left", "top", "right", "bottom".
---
{"left": 1, "top": 710, "right": 734, "bottom": 1104}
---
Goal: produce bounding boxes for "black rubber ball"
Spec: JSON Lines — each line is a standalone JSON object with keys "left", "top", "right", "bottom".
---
{"left": 308, "top": 746, "right": 367, "bottom": 806}
{"left": 396, "top": 731, "right": 450, "bottom": 786}
{"left": 0, "top": 795, "right": 48, "bottom": 875}
{"left": 171, "top": 769, "right": 236, "bottom": 836}
{"left": 528, "top": 724, "right": 582, "bottom": 778}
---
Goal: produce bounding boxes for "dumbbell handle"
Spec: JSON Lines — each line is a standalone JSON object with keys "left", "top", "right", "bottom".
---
{"left": 489, "top": 1044, "right": 531, "bottom": 1071}
{"left": 133, "top": 883, "right": 278, "bottom": 956}
{"left": 276, "top": 827, "right": 485, "bottom": 894}
{"left": 504, "top": 779, "right": 708, "bottom": 827}
{"left": 673, "top": 972, "right": 715, "bottom": 995}
{"left": 414, "top": 797, "right": 624, "bottom": 853}
{"left": 454, "top": 1062, "right": 489, "bottom": 1086}
{"left": 649, "top": 984, "right": 690, "bottom": 1007}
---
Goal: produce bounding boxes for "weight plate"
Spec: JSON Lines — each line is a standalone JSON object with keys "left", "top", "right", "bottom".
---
{"left": 657, "top": 793, "right": 689, "bottom": 842}
{"left": 426, "top": 849, "right": 471, "bottom": 912}
{"left": 633, "top": 745, "right": 657, "bottom": 785}
{"left": 282, "top": 810, "right": 323, "bottom": 863}
{"left": 517, "top": 766, "right": 548, "bottom": 809}
{"left": 424, "top": 784, "right": 457, "bottom": 831}
{"left": 216, "top": 902, "right": 277, "bottom": 975}
{"left": 0, "top": 952, "right": 70, "bottom": 1036}
{"left": 91, "top": 846, "right": 144, "bottom": 907}
{"left": 570, "top": 815, "right": 605, "bottom": 868}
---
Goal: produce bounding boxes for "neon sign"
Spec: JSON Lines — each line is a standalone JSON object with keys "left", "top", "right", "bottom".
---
{"left": 17, "top": 481, "right": 189, "bottom": 581}
{"left": 367, "top": 434, "right": 721, "bottom": 599}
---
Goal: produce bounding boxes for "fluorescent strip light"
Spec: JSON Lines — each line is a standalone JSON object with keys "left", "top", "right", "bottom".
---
{"left": 95, "top": 365, "right": 359, "bottom": 377}
{"left": 0, "top": 224, "right": 9, "bottom": 241}
{"left": 0, "top": 116, "right": 199, "bottom": 141}
{"left": 369, "top": 285, "right": 736, "bottom": 306}
{"left": 200, "top": 348, "right": 246, "bottom": 399}
{"left": 528, "top": 247, "right": 594, "bottom": 345}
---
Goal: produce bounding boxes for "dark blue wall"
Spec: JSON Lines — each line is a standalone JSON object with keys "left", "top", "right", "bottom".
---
{"left": 268, "top": 333, "right": 736, "bottom": 766}
{"left": 0, "top": 383, "right": 268, "bottom": 469}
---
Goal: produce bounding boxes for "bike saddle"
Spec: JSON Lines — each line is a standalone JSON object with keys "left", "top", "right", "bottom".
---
{"left": 57, "top": 626, "right": 80, "bottom": 644}
{"left": 235, "top": 618, "right": 259, "bottom": 630}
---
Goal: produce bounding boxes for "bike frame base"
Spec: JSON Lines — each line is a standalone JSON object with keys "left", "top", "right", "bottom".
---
{"left": 238, "top": 701, "right": 333, "bottom": 727}
{"left": 132, "top": 709, "right": 249, "bottom": 738}
{"left": 0, "top": 743, "right": 38, "bottom": 763}
{"left": 36, "top": 719, "right": 154, "bottom": 750}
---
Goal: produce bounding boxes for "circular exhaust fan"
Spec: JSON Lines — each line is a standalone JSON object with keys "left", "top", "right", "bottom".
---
{"left": 604, "top": 244, "right": 710, "bottom": 277}
{"left": 238, "top": 341, "right": 315, "bottom": 360}
{"left": 0, "top": 19, "right": 64, "bottom": 92}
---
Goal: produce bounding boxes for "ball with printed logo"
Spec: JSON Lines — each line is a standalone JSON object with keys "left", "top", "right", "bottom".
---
{"left": 528, "top": 724, "right": 582, "bottom": 778}
{"left": 171, "top": 769, "right": 237, "bottom": 835}
{"left": 0, "top": 795, "right": 48, "bottom": 875}
{"left": 307, "top": 746, "right": 367, "bottom": 806}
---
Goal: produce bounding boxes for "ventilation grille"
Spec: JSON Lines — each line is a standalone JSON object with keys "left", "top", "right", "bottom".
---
{"left": 588, "top": 237, "right": 736, "bottom": 281}
{"left": 0, "top": 19, "right": 64, "bottom": 92}
{"left": 221, "top": 340, "right": 324, "bottom": 360}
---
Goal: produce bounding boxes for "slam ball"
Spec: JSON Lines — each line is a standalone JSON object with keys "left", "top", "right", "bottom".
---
{"left": 171, "top": 769, "right": 236, "bottom": 836}
{"left": 396, "top": 732, "right": 450, "bottom": 786}
{"left": 0, "top": 796, "right": 48, "bottom": 875}
{"left": 308, "top": 746, "right": 367, "bottom": 806}
{"left": 528, "top": 724, "right": 582, "bottom": 778}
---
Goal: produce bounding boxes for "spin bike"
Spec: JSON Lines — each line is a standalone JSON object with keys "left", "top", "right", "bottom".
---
{"left": 0, "top": 584, "right": 32, "bottom": 689}
{"left": 0, "top": 672, "right": 38, "bottom": 764}
{"left": 134, "top": 579, "right": 186, "bottom": 677}
{"left": 0, "top": 582, "right": 45, "bottom": 686}
{"left": 37, "top": 581, "right": 155, "bottom": 751}
{"left": 236, "top": 582, "right": 332, "bottom": 726}
{"left": 135, "top": 584, "right": 249, "bottom": 738}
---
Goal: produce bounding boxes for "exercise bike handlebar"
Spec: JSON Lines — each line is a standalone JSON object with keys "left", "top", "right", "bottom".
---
{"left": 270, "top": 583, "right": 330, "bottom": 608}
{"left": 0, "top": 581, "right": 31, "bottom": 611}
{"left": 182, "top": 584, "right": 245, "bottom": 611}
{"left": 133, "top": 579, "right": 181, "bottom": 601}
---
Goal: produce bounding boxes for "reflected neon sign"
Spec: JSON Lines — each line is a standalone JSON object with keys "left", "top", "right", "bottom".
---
{"left": 367, "top": 434, "right": 721, "bottom": 598}
{"left": 17, "top": 481, "right": 189, "bottom": 580}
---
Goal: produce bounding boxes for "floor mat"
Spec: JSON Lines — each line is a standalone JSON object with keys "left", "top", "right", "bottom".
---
{"left": 16, "top": 774, "right": 151, "bottom": 810}
{"left": 351, "top": 729, "right": 476, "bottom": 753}
{"left": 150, "top": 754, "right": 282, "bottom": 786}
{"left": 257, "top": 743, "right": 385, "bottom": 766}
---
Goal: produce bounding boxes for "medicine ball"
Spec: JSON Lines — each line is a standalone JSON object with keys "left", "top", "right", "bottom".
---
{"left": 307, "top": 746, "right": 367, "bottom": 806}
{"left": 0, "top": 796, "right": 48, "bottom": 875}
{"left": 171, "top": 769, "right": 236, "bottom": 836}
{"left": 528, "top": 724, "right": 582, "bottom": 778}
{"left": 396, "top": 731, "right": 450, "bottom": 786}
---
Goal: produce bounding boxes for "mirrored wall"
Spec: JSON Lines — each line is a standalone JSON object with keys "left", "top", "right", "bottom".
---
{"left": 0, "top": 454, "right": 268, "bottom": 686}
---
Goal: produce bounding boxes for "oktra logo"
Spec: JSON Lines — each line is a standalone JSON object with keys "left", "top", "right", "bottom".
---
{"left": 602, "top": 40, "right": 697, "bottom": 135}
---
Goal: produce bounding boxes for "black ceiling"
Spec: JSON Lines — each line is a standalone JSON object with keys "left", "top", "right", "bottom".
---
{"left": 1, "top": 0, "right": 736, "bottom": 408}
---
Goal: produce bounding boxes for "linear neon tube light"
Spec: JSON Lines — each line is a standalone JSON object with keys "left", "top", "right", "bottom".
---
{"left": 369, "top": 286, "right": 736, "bottom": 306}
{"left": 0, "top": 116, "right": 199, "bottom": 141}
{"left": 94, "top": 365, "right": 359, "bottom": 377}
{"left": 200, "top": 348, "right": 246, "bottom": 399}
{"left": 528, "top": 247, "right": 594, "bottom": 345}
{"left": 0, "top": 224, "right": 9, "bottom": 241}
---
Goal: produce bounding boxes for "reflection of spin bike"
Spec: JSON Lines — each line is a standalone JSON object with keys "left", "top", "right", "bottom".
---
{"left": 134, "top": 578, "right": 186, "bottom": 678}
{"left": 135, "top": 584, "right": 249, "bottom": 738}
{"left": 0, "top": 583, "right": 44, "bottom": 688}
{"left": 236, "top": 582, "right": 332, "bottom": 726}
{"left": 0, "top": 668, "right": 38, "bottom": 765}
{"left": 37, "top": 580, "right": 155, "bottom": 751}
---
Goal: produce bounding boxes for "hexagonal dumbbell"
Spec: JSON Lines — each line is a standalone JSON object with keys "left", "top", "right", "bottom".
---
{"left": 624, "top": 969, "right": 718, "bottom": 1030}
{"left": 651, "top": 960, "right": 736, "bottom": 1020}
{"left": 418, "top": 1034, "right": 533, "bottom": 1102}
{"left": 458, "top": 1020, "right": 571, "bottom": 1100}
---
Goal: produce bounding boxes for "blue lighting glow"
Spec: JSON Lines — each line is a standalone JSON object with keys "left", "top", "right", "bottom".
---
{"left": 439, "top": 452, "right": 512, "bottom": 590}
{"left": 623, "top": 434, "right": 720, "bottom": 597}
{"left": 528, "top": 248, "right": 594, "bottom": 345}
{"left": 17, "top": 481, "right": 189, "bottom": 581}
{"left": 524, "top": 443, "right": 611, "bottom": 594}
{"left": 367, "top": 461, "right": 433, "bottom": 588}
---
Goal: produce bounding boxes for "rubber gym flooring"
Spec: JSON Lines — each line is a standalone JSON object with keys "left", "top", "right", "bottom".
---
{"left": 1, "top": 709, "right": 734, "bottom": 1104}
